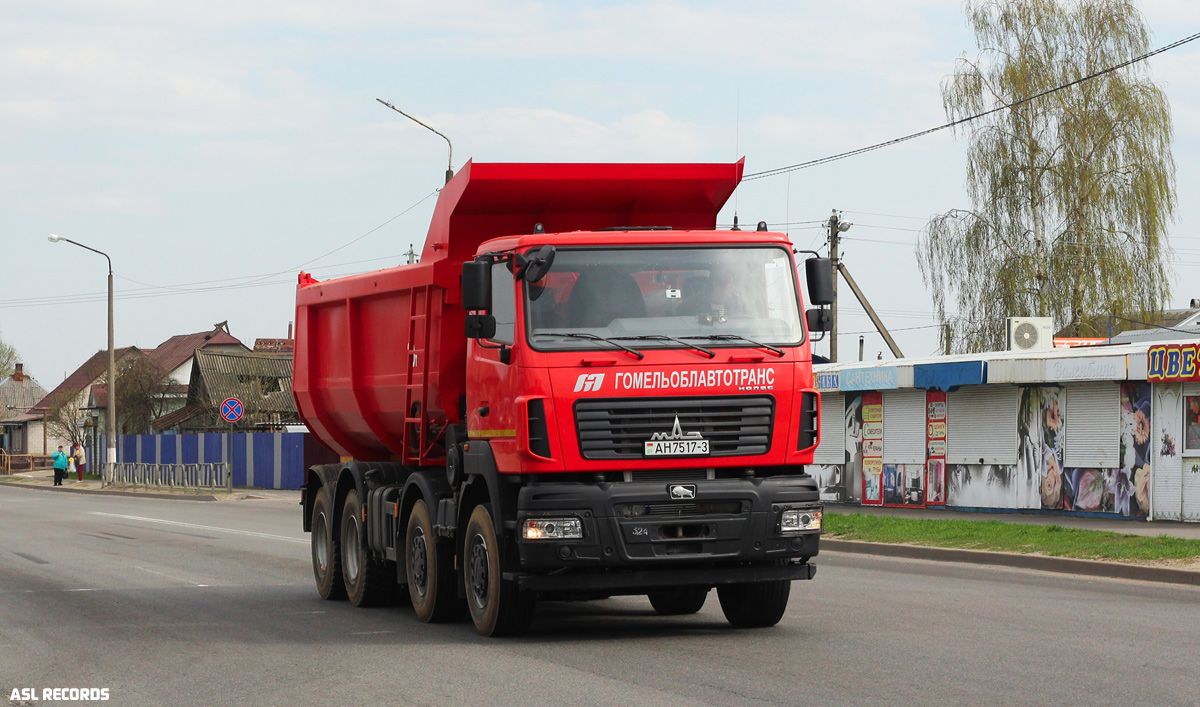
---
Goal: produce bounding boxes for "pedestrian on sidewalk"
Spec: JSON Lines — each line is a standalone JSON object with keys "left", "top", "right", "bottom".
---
{"left": 51, "top": 445, "right": 69, "bottom": 486}
{"left": 73, "top": 442, "right": 86, "bottom": 481}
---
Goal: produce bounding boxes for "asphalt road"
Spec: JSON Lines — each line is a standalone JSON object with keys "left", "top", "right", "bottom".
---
{"left": 3, "top": 484, "right": 1198, "bottom": 707}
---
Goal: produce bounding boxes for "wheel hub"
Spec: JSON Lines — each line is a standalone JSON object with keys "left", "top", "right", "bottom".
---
{"left": 468, "top": 533, "right": 490, "bottom": 609}
{"left": 344, "top": 515, "right": 360, "bottom": 583}
{"left": 313, "top": 511, "right": 329, "bottom": 573}
{"left": 409, "top": 529, "right": 429, "bottom": 597}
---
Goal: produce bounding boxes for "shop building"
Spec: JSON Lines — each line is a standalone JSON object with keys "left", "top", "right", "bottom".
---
{"left": 810, "top": 340, "right": 1200, "bottom": 522}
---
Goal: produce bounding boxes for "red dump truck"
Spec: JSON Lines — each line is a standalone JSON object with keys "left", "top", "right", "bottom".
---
{"left": 294, "top": 160, "right": 834, "bottom": 636}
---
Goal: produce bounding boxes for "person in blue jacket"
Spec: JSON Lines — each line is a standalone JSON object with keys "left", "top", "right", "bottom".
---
{"left": 51, "top": 445, "right": 69, "bottom": 486}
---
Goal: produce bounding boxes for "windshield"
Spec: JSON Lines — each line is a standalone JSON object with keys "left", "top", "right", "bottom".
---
{"left": 525, "top": 246, "right": 804, "bottom": 351}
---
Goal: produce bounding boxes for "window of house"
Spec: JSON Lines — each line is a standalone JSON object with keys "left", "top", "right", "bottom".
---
{"left": 1186, "top": 395, "right": 1200, "bottom": 454}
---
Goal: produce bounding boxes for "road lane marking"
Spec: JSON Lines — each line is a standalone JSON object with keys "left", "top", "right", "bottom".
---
{"left": 135, "top": 566, "right": 208, "bottom": 587}
{"left": 88, "top": 512, "right": 307, "bottom": 545}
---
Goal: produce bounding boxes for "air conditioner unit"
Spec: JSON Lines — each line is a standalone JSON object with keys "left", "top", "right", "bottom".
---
{"left": 1006, "top": 317, "right": 1054, "bottom": 351}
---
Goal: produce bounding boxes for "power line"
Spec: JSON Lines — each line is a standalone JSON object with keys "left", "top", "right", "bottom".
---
{"left": 0, "top": 254, "right": 412, "bottom": 310}
{"left": 743, "top": 30, "right": 1200, "bottom": 181}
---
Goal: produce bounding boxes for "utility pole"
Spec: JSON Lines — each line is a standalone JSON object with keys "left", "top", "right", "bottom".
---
{"left": 827, "top": 210, "right": 851, "bottom": 362}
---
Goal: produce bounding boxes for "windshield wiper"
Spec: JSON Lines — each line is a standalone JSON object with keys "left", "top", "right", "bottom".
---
{"left": 533, "top": 332, "right": 645, "bottom": 359}
{"left": 681, "top": 334, "right": 785, "bottom": 357}
{"left": 613, "top": 335, "right": 714, "bottom": 358}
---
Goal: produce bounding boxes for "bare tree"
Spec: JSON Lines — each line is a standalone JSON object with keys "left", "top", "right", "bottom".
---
{"left": 0, "top": 332, "right": 18, "bottom": 379}
{"left": 114, "top": 357, "right": 171, "bottom": 434}
{"left": 44, "top": 392, "right": 88, "bottom": 449}
{"left": 918, "top": 0, "right": 1175, "bottom": 352}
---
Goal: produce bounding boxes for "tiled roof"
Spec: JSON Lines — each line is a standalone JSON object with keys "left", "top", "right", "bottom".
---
{"left": 148, "top": 329, "right": 247, "bottom": 374}
{"left": 32, "top": 347, "right": 142, "bottom": 412}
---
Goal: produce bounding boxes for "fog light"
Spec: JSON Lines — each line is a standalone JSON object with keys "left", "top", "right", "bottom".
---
{"left": 522, "top": 517, "right": 583, "bottom": 540}
{"left": 780, "top": 508, "right": 821, "bottom": 533}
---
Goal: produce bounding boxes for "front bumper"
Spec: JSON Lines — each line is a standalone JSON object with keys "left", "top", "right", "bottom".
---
{"left": 513, "top": 476, "right": 821, "bottom": 586}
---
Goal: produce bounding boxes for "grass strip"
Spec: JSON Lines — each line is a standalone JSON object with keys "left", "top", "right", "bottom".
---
{"left": 824, "top": 512, "right": 1200, "bottom": 563}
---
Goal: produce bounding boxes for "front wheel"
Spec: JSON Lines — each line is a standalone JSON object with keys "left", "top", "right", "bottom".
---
{"left": 717, "top": 579, "right": 791, "bottom": 628}
{"left": 464, "top": 504, "right": 535, "bottom": 637}
{"left": 648, "top": 587, "right": 709, "bottom": 615}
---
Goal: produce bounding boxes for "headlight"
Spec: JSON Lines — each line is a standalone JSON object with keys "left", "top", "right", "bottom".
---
{"left": 521, "top": 517, "right": 584, "bottom": 540}
{"left": 780, "top": 508, "right": 822, "bottom": 533}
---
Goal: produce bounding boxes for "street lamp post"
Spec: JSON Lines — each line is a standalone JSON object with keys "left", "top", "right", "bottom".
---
{"left": 48, "top": 234, "right": 116, "bottom": 478}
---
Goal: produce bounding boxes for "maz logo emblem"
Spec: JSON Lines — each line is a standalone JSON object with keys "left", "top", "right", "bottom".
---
{"left": 574, "top": 373, "right": 605, "bottom": 392}
{"left": 669, "top": 484, "right": 696, "bottom": 500}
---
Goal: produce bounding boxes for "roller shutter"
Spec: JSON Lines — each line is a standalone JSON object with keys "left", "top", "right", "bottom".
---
{"left": 946, "top": 385, "right": 1018, "bottom": 465}
{"left": 1063, "top": 382, "right": 1119, "bottom": 469}
{"left": 883, "top": 389, "right": 926, "bottom": 464}
{"left": 813, "top": 392, "right": 846, "bottom": 465}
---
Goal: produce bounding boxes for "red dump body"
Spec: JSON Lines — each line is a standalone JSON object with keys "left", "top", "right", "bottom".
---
{"left": 293, "top": 160, "right": 747, "bottom": 465}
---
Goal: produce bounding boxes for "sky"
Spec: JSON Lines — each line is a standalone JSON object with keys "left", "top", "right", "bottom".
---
{"left": 2, "top": 0, "right": 1199, "bottom": 389}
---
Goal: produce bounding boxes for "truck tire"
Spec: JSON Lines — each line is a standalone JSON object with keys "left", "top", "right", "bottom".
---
{"left": 311, "top": 486, "right": 346, "bottom": 600}
{"left": 464, "top": 504, "right": 535, "bottom": 637}
{"left": 648, "top": 587, "right": 708, "bottom": 615}
{"left": 340, "top": 489, "right": 391, "bottom": 607}
{"left": 717, "top": 576, "right": 791, "bottom": 629}
{"left": 405, "top": 499, "right": 462, "bottom": 622}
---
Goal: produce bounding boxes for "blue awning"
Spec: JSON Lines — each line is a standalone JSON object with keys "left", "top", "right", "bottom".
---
{"left": 913, "top": 361, "right": 986, "bottom": 391}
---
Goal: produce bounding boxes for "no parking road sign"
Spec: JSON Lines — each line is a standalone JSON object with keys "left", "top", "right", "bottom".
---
{"left": 220, "top": 397, "right": 244, "bottom": 423}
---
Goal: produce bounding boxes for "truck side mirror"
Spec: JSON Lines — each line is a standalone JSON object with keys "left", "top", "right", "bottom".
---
{"left": 521, "top": 245, "right": 556, "bottom": 283}
{"left": 805, "top": 257, "right": 834, "bottom": 306}
{"left": 461, "top": 260, "right": 492, "bottom": 311}
{"left": 806, "top": 307, "right": 832, "bottom": 332}
{"left": 465, "top": 314, "right": 497, "bottom": 339}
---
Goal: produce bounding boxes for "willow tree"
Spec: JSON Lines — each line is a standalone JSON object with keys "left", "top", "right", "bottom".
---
{"left": 917, "top": 0, "right": 1175, "bottom": 352}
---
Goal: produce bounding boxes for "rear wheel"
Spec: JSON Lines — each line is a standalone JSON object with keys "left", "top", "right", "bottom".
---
{"left": 648, "top": 587, "right": 709, "bottom": 615}
{"left": 464, "top": 504, "right": 535, "bottom": 637}
{"left": 405, "top": 499, "right": 462, "bottom": 622}
{"left": 717, "top": 576, "right": 791, "bottom": 628}
{"left": 340, "top": 489, "right": 391, "bottom": 606}
{"left": 311, "top": 487, "right": 345, "bottom": 600}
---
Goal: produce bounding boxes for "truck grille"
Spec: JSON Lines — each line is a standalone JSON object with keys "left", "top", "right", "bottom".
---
{"left": 574, "top": 395, "right": 775, "bottom": 459}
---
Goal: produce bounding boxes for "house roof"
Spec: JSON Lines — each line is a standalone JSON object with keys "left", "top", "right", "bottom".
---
{"left": 32, "top": 347, "right": 142, "bottom": 412}
{"left": 189, "top": 349, "right": 297, "bottom": 419}
{"left": 148, "top": 329, "right": 247, "bottom": 374}
{"left": 0, "top": 373, "right": 48, "bottom": 421}
{"left": 150, "top": 402, "right": 206, "bottom": 432}
{"left": 1055, "top": 308, "right": 1200, "bottom": 338}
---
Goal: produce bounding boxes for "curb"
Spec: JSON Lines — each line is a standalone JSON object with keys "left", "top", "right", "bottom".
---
{"left": 0, "top": 480, "right": 218, "bottom": 503}
{"left": 821, "top": 539, "right": 1200, "bottom": 587}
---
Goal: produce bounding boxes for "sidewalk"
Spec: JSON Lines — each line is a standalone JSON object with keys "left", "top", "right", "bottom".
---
{"left": 826, "top": 502, "right": 1200, "bottom": 540}
{"left": 0, "top": 468, "right": 299, "bottom": 503}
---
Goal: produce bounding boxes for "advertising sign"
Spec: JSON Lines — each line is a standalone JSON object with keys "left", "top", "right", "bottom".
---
{"left": 841, "top": 367, "right": 898, "bottom": 392}
{"left": 861, "top": 391, "right": 884, "bottom": 504}
{"left": 1046, "top": 355, "right": 1126, "bottom": 382}
{"left": 925, "top": 390, "right": 947, "bottom": 505}
{"left": 1147, "top": 343, "right": 1200, "bottom": 382}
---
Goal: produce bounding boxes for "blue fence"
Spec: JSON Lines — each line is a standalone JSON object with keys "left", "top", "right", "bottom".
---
{"left": 93, "top": 432, "right": 311, "bottom": 490}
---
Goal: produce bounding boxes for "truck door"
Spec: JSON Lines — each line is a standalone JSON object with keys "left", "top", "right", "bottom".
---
{"left": 467, "top": 262, "right": 522, "bottom": 472}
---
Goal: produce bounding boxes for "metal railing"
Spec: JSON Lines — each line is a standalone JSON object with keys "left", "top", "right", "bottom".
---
{"left": 103, "top": 462, "right": 232, "bottom": 492}
{"left": 0, "top": 451, "right": 41, "bottom": 475}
